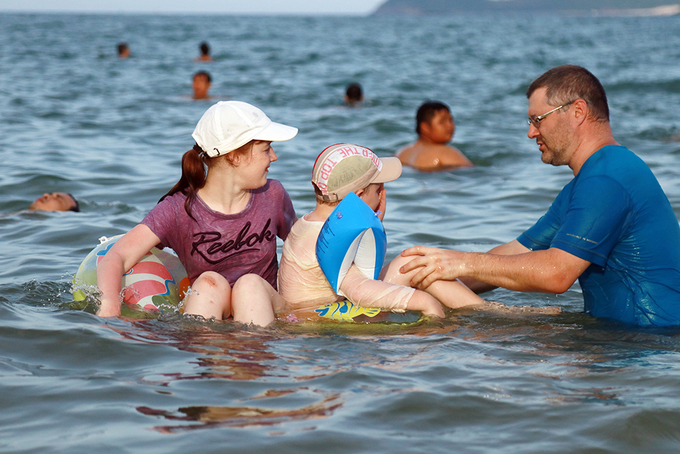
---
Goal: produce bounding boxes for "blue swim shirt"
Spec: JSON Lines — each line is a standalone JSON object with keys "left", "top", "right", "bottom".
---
{"left": 518, "top": 145, "right": 680, "bottom": 326}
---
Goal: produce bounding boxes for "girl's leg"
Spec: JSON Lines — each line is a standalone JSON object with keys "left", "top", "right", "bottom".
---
{"left": 231, "top": 274, "right": 284, "bottom": 326}
{"left": 183, "top": 271, "right": 232, "bottom": 319}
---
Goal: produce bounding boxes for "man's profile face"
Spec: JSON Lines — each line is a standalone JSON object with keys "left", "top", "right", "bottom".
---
{"left": 527, "top": 88, "right": 573, "bottom": 167}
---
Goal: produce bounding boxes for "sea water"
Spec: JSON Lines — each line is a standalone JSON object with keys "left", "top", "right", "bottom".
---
{"left": 1, "top": 12, "right": 680, "bottom": 453}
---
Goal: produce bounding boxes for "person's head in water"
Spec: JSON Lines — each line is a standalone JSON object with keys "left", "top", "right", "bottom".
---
{"left": 117, "top": 42, "right": 130, "bottom": 58}
{"left": 344, "top": 83, "right": 363, "bottom": 105}
{"left": 198, "top": 41, "right": 212, "bottom": 61}
{"left": 30, "top": 193, "right": 80, "bottom": 212}
{"left": 192, "top": 71, "right": 212, "bottom": 99}
{"left": 415, "top": 101, "right": 455, "bottom": 143}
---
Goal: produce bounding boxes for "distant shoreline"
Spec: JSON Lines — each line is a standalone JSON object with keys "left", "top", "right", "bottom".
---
{"left": 372, "top": 1, "right": 680, "bottom": 17}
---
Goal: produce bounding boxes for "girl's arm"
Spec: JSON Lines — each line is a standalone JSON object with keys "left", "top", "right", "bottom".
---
{"left": 96, "top": 224, "right": 162, "bottom": 317}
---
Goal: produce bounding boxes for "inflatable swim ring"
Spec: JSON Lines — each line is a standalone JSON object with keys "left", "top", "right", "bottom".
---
{"left": 314, "top": 300, "right": 421, "bottom": 324}
{"left": 315, "top": 192, "right": 387, "bottom": 293}
{"left": 72, "top": 235, "right": 190, "bottom": 312}
{"left": 315, "top": 300, "right": 381, "bottom": 321}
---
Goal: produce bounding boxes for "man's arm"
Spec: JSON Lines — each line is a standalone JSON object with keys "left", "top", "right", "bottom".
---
{"left": 457, "top": 240, "right": 529, "bottom": 294}
{"left": 400, "top": 242, "right": 591, "bottom": 294}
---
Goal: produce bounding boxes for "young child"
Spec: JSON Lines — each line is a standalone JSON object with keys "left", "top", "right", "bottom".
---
{"left": 276, "top": 143, "right": 487, "bottom": 320}
{"left": 397, "top": 101, "right": 473, "bottom": 171}
{"left": 96, "top": 101, "right": 297, "bottom": 326}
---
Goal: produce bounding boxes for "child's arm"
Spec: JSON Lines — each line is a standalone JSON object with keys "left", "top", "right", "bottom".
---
{"left": 339, "top": 265, "right": 444, "bottom": 317}
{"left": 96, "top": 224, "right": 162, "bottom": 317}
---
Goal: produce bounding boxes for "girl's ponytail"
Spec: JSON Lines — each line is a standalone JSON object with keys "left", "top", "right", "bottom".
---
{"left": 159, "top": 144, "right": 207, "bottom": 221}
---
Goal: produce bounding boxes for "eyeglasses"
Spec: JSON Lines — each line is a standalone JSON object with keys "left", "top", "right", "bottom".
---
{"left": 527, "top": 100, "right": 576, "bottom": 129}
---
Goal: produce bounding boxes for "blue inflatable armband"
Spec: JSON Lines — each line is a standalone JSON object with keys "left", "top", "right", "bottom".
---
{"left": 315, "top": 192, "right": 387, "bottom": 293}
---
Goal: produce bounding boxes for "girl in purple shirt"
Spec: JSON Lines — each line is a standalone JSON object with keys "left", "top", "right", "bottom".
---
{"left": 96, "top": 101, "right": 297, "bottom": 325}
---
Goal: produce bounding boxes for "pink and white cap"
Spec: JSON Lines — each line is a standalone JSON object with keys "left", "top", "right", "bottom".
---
{"left": 311, "top": 143, "right": 402, "bottom": 202}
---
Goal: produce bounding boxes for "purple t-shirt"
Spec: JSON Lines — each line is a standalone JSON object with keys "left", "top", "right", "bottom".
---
{"left": 142, "top": 179, "right": 295, "bottom": 289}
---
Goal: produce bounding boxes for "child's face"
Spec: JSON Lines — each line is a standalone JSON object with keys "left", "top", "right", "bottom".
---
{"left": 424, "top": 109, "right": 455, "bottom": 143}
{"left": 359, "top": 183, "right": 384, "bottom": 212}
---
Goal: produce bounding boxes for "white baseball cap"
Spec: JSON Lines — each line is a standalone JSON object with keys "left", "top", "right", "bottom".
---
{"left": 312, "top": 143, "right": 402, "bottom": 202}
{"left": 192, "top": 101, "right": 298, "bottom": 158}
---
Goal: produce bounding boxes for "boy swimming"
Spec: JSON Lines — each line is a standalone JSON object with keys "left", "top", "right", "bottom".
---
{"left": 397, "top": 101, "right": 472, "bottom": 171}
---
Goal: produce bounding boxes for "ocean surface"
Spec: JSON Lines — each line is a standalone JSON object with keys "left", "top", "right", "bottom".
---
{"left": 2, "top": 11, "right": 680, "bottom": 453}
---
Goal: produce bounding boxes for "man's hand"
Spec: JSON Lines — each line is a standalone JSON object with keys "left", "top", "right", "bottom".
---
{"left": 400, "top": 246, "right": 466, "bottom": 289}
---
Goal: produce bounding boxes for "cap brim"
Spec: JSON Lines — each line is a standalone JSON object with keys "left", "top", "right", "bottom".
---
{"left": 253, "top": 121, "right": 298, "bottom": 142}
{"left": 373, "top": 157, "right": 402, "bottom": 184}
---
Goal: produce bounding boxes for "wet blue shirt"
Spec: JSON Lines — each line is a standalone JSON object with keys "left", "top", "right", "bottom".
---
{"left": 518, "top": 145, "right": 680, "bottom": 326}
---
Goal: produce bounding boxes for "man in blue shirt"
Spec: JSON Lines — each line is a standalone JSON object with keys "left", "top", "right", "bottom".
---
{"left": 401, "top": 65, "right": 680, "bottom": 326}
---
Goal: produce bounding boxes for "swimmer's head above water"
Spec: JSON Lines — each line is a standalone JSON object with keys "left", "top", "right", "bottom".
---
{"left": 344, "top": 82, "right": 363, "bottom": 105}
{"left": 192, "top": 71, "right": 212, "bottom": 99}
{"left": 30, "top": 192, "right": 80, "bottom": 212}
{"left": 311, "top": 143, "right": 402, "bottom": 203}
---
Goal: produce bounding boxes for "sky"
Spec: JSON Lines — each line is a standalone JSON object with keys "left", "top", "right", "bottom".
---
{"left": 0, "top": 0, "right": 387, "bottom": 15}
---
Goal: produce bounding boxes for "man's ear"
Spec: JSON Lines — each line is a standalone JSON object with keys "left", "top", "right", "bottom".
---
{"left": 355, "top": 189, "right": 365, "bottom": 198}
{"left": 572, "top": 98, "right": 588, "bottom": 125}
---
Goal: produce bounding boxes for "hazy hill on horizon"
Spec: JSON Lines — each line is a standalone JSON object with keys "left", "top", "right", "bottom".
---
{"left": 373, "top": 0, "right": 680, "bottom": 15}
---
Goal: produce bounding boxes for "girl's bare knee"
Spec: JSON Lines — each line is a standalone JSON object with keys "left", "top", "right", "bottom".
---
{"left": 231, "top": 274, "right": 277, "bottom": 326}
{"left": 184, "top": 271, "right": 232, "bottom": 320}
{"left": 193, "top": 271, "right": 231, "bottom": 293}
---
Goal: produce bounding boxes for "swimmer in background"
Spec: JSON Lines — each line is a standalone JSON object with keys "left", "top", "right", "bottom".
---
{"left": 344, "top": 82, "right": 363, "bottom": 106}
{"left": 396, "top": 101, "right": 473, "bottom": 171}
{"left": 196, "top": 41, "right": 212, "bottom": 62}
{"left": 30, "top": 192, "right": 80, "bottom": 212}
{"left": 192, "top": 71, "right": 212, "bottom": 100}
{"left": 275, "top": 143, "right": 492, "bottom": 320}
{"left": 117, "top": 42, "right": 130, "bottom": 59}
